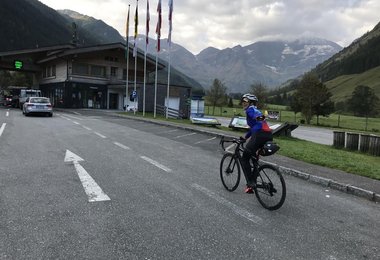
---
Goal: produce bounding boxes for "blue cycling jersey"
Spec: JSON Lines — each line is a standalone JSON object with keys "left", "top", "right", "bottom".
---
{"left": 244, "top": 105, "right": 271, "bottom": 139}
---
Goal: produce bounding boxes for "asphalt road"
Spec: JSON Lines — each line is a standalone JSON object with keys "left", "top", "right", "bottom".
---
{"left": 0, "top": 108, "right": 379, "bottom": 259}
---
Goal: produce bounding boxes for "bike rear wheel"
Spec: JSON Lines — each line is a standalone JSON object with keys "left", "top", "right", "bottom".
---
{"left": 254, "top": 164, "right": 286, "bottom": 210}
{"left": 220, "top": 153, "right": 241, "bottom": 191}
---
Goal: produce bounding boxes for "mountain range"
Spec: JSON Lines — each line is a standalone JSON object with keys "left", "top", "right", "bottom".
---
{"left": 60, "top": 9, "right": 343, "bottom": 92}
{"left": 1, "top": 0, "right": 379, "bottom": 99}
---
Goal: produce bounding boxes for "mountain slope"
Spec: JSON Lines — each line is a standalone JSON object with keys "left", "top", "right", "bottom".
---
{"left": 315, "top": 21, "right": 380, "bottom": 82}
{"left": 58, "top": 9, "right": 125, "bottom": 44}
{"left": 0, "top": 0, "right": 73, "bottom": 50}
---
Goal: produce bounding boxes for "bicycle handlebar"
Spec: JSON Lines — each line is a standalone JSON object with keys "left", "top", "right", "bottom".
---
{"left": 220, "top": 136, "right": 245, "bottom": 152}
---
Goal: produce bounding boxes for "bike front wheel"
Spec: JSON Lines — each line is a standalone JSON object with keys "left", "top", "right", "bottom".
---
{"left": 220, "top": 153, "right": 241, "bottom": 191}
{"left": 254, "top": 164, "right": 286, "bottom": 210}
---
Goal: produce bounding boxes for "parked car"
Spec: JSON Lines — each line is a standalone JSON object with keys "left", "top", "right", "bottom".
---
{"left": 22, "top": 97, "right": 53, "bottom": 117}
{"left": 3, "top": 95, "right": 13, "bottom": 107}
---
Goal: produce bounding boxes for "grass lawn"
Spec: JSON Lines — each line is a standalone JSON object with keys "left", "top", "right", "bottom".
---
{"left": 119, "top": 111, "right": 380, "bottom": 181}
{"left": 274, "top": 136, "right": 380, "bottom": 181}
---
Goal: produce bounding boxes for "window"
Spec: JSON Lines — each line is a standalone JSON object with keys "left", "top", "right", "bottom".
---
{"left": 72, "top": 63, "right": 90, "bottom": 75}
{"left": 42, "top": 65, "right": 56, "bottom": 78}
{"left": 91, "top": 65, "right": 106, "bottom": 77}
{"left": 111, "top": 67, "right": 118, "bottom": 77}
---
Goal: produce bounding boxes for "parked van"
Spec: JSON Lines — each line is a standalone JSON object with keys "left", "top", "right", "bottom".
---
{"left": 19, "top": 89, "right": 42, "bottom": 109}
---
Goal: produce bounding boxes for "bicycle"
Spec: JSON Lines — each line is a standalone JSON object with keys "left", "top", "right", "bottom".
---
{"left": 219, "top": 136, "right": 286, "bottom": 210}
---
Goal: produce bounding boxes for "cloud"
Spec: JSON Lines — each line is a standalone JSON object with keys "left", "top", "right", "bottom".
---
{"left": 39, "top": 0, "right": 380, "bottom": 54}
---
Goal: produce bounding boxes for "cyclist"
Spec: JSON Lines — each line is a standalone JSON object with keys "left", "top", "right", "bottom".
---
{"left": 240, "top": 93, "right": 273, "bottom": 193}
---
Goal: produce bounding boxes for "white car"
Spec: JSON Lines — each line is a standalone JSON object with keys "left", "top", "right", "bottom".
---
{"left": 23, "top": 97, "right": 53, "bottom": 117}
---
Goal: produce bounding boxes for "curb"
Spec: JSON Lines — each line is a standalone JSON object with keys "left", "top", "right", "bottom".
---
{"left": 263, "top": 161, "right": 379, "bottom": 203}
{"left": 60, "top": 110, "right": 380, "bottom": 203}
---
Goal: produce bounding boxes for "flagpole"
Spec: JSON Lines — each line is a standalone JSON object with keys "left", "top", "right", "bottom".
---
{"left": 133, "top": 0, "right": 139, "bottom": 115}
{"left": 154, "top": 0, "right": 162, "bottom": 118}
{"left": 125, "top": 5, "right": 130, "bottom": 112}
{"left": 166, "top": 47, "right": 170, "bottom": 119}
{"left": 166, "top": 0, "right": 173, "bottom": 119}
{"left": 143, "top": 0, "right": 150, "bottom": 117}
{"left": 154, "top": 53, "right": 158, "bottom": 118}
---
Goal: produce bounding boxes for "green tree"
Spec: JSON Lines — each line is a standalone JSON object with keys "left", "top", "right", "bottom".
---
{"left": 206, "top": 78, "right": 228, "bottom": 115}
{"left": 227, "top": 97, "right": 233, "bottom": 107}
{"left": 249, "top": 82, "right": 268, "bottom": 109}
{"left": 293, "top": 72, "right": 334, "bottom": 124}
{"left": 347, "top": 85, "right": 380, "bottom": 117}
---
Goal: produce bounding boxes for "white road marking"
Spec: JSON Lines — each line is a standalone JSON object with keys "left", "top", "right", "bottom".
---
{"left": 194, "top": 136, "right": 217, "bottom": 144}
{"left": 175, "top": 132, "right": 196, "bottom": 138}
{"left": 64, "top": 150, "right": 110, "bottom": 202}
{"left": 191, "top": 183, "right": 263, "bottom": 224}
{"left": 82, "top": 126, "right": 92, "bottom": 131}
{"left": 6, "top": 111, "right": 9, "bottom": 117}
{"left": 0, "top": 123, "right": 6, "bottom": 137}
{"left": 94, "top": 132, "right": 107, "bottom": 138}
{"left": 159, "top": 129, "right": 178, "bottom": 134}
{"left": 64, "top": 114, "right": 82, "bottom": 120}
{"left": 140, "top": 156, "right": 172, "bottom": 172}
{"left": 114, "top": 142, "right": 130, "bottom": 150}
{"left": 73, "top": 121, "right": 80, "bottom": 125}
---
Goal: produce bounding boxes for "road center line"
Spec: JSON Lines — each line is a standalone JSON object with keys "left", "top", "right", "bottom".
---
{"left": 6, "top": 111, "right": 9, "bottom": 117}
{"left": 175, "top": 132, "right": 197, "bottom": 138}
{"left": 191, "top": 183, "right": 262, "bottom": 224}
{"left": 82, "top": 126, "right": 92, "bottom": 131}
{"left": 140, "top": 156, "right": 172, "bottom": 172}
{"left": 114, "top": 142, "right": 130, "bottom": 150}
{"left": 73, "top": 121, "right": 80, "bottom": 125}
{"left": 94, "top": 132, "right": 107, "bottom": 138}
{"left": 0, "top": 123, "right": 6, "bottom": 137}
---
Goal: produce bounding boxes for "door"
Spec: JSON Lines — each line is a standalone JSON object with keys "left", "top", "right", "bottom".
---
{"left": 109, "top": 93, "right": 118, "bottom": 109}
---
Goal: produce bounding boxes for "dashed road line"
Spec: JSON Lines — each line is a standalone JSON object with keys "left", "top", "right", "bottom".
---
{"left": 140, "top": 156, "right": 172, "bottom": 172}
{"left": 114, "top": 142, "right": 130, "bottom": 150}
{"left": 82, "top": 126, "right": 92, "bottom": 131}
{"left": 94, "top": 132, "right": 107, "bottom": 138}
{"left": 0, "top": 123, "right": 6, "bottom": 137}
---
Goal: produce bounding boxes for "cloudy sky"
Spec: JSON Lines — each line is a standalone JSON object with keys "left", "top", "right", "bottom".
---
{"left": 38, "top": 0, "right": 380, "bottom": 54}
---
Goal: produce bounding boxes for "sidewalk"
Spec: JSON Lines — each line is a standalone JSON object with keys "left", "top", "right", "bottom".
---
{"left": 59, "top": 109, "right": 380, "bottom": 203}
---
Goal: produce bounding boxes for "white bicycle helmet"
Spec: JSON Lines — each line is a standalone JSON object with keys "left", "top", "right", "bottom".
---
{"left": 241, "top": 93, "right": 258, "bottom": 103}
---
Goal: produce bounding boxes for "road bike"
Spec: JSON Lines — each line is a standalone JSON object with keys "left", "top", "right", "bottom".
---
{"left": 219, "top": 136, "right": 286, "bottom": 210}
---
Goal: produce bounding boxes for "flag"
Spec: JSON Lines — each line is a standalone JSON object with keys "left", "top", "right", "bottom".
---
{"left": 146, "top": 0, "right": 150, "bottom": 45}
{"left": 133, "top": 1, "right": 139, "bottom": 57}
{"left": 125, "top": 5, "right": 130, "bottom": 59}
{"left": 156, "top": 0, "right": 162, "bottom": 52}
{"left": 168, "top": 0, "right": 173, "bottom": 46}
